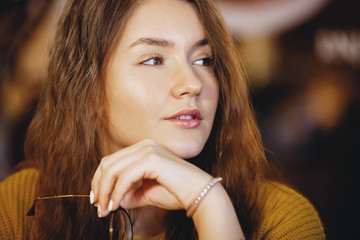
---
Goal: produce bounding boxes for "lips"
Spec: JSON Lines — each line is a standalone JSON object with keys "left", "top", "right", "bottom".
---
{"left": 167, "top": 109, "right": 202, "bottom": 120}
{"left": 166, "top": 109, "right": 202, "bottom": 128}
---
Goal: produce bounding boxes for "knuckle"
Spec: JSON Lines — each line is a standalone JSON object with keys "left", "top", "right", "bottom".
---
{"left": 98, "top": 156, "right": 110, "bottom": 171}
{"left": 141, "top": 141, "right": 157, "bottom": 155}
{"left": 102, "top": 166, "right": 111, "bottom": 176}
{"left": 143, "top": 148, "right": 157, "bottom": 161}
{"left": 102, "top": 167, "right": 117, "bottom": 181}
{"left": 142, "top": 138, "right": 156, "bottom": 147}
{"left": 100, "top": 156, "right": 109, "bottom": 164}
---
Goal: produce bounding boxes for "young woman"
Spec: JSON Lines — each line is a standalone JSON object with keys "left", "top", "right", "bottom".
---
{"left": 0, "top": 0, "right": 325, "bottom": 239}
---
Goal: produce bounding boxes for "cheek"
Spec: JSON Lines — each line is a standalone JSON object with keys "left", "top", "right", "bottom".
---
{"left": 204, "top": 78, "right": 219, "bottom": 111}
{"left": 107, "top": 68, "right": 149, "bottom": 106}
{"left": 106, "top": 75, "right": 164, "bottom": 127}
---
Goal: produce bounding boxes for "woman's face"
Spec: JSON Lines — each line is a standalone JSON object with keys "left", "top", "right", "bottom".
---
{"left": 105, "top": 0, "right": 219, "bottom": 159}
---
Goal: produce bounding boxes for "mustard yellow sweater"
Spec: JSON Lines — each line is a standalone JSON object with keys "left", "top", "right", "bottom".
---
{"left": 0, "top": 168, "right": 325, "bottom": 239}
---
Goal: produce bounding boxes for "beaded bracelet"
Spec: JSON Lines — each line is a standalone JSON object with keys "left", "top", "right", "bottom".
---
{"left": 186, "top": 177, "right": 223, "bottom": 217}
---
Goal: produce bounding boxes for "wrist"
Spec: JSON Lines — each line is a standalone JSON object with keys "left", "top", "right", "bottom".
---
{"left": 186, "top": 177, "right": 223, "bottom": 217}
{"left": 191, "top": 183, "right": 245, "bottom": 240}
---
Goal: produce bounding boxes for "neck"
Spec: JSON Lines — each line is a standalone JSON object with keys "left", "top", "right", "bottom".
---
{"left": 132, "top": 206, "right": 169, "bottom": 238}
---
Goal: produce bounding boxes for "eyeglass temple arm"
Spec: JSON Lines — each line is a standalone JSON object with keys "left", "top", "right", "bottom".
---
{"left": 27, "top": 196, "right": 133, "bottom": 240}
{"left": 27, "top": 198, "right": 39, "bottom": 216}
{"left": 27, "top": 195, "right": 90, "bottom": 216}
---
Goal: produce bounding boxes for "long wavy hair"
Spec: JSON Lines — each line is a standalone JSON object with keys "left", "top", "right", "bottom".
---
{"left": 24, "top": 0, "right": 268, "bottom": 239}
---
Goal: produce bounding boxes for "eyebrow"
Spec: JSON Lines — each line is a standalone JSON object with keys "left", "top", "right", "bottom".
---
{"left": 129, "top": 37, "right": 209, "bottom": 49}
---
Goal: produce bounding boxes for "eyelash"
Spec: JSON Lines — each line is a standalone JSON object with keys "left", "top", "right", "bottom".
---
{"left": 140, "top": 54, "right": 164, "bottom": 65}
{"left": 140, "top": 54, "right": 214, "bottom": 68}
{"left": 194, "top": 57, "right": 214, "bottom": 67}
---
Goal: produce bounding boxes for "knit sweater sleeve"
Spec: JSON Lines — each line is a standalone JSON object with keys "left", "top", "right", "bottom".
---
{"left": 0, "top": 168, "right": 39, "bottom": 240}
{"left": 254, "top": 182, "right": 325, "bottom": 240}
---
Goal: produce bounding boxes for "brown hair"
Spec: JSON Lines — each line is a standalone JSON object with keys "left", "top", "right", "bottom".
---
{"left": 25, "top": 0, "right": 268, "bottom": 239}
{"left": 189, "top": 0, "right": 268, "bottom": 237}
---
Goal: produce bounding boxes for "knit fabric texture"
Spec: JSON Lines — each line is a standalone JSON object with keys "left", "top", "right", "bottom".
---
{"left": 253, "top": 182, "right": 325, "bottom": 239}
{"left": 0, "top": 168, "right": 39, "bottom": 240}
{"left": 0, "top": 168, "right": 325, "bottom": 239}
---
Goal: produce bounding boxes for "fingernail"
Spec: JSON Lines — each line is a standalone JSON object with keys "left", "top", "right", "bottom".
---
{"left": 90, "top": 190, "right": 94, "bottom": 204}
{"left": 97, "top": 206, "right": 102, "bottom": 217}
{"left": 108, "top": 199, "right": 113, "bottom": 212}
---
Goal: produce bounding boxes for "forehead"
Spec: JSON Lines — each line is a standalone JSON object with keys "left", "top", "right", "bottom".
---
{"left": 120, "top": 0, "right": 206, "bottom": 46}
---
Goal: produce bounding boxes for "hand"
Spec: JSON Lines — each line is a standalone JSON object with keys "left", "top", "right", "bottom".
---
{"left": 91, "top": 139, "right": 213, "bottom": 217}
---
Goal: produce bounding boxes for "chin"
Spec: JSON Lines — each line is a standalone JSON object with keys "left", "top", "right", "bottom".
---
{"left": 169, "top": 141, "right": 205, "bottom": 160}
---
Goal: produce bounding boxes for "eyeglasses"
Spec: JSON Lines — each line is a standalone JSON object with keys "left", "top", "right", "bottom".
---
{"left": 27, "top": 195, "right": 133, "bottom": 240}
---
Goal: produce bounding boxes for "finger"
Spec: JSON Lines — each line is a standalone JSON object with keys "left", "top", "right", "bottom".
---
{"left": 90, "top": 163, "right": 103, "bottom": 205}
{"left": 96, "top": 172, "right": 117, "bottom": 217}
{"left": 97, "top": 147, "right": 152, "bottom": 217}
{"left": 107, "top": 158, "right": 149, "bottom": 211}
{"left": 91, "top": 141, "right": 150, "bottom": 207}
{"left": 108, "top": 155, "right": 182, "bottom": 211}
{"left": 106, "top": 151, "right": 197, "bottom": 211}
{"left": 96, "top": 159, "right": 131, "bottom": 217}
{"left": 120, "top": 180, "right": 182, "bottom": 210}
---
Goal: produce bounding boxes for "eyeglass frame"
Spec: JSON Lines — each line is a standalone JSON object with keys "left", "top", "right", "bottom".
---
{"left": 27, "top": 194, "right": 133, "bottom": 240}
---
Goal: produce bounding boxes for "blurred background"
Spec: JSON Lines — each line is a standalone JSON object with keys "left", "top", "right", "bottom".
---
{"left": 0, "top": 0, "right": 65, "bottom": 177}
{"left": 0, "top": 0, "right": 359, "bottom": 239}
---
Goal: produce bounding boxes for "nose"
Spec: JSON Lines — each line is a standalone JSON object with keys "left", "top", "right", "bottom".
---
{"left": 171, "top": 64, "right": 202, "bottom": 98}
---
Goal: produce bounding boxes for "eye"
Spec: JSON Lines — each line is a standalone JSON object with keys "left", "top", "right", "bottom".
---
{"left": 193, "top": 57, "right": 214, "bottom": 67}
{"left": 141, "top": 55, "right": 164, "bottom": 65}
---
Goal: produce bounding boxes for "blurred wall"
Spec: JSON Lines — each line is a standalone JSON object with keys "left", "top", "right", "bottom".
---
{"left": 0, "top": 0, "right": 65, "bottom": 179}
